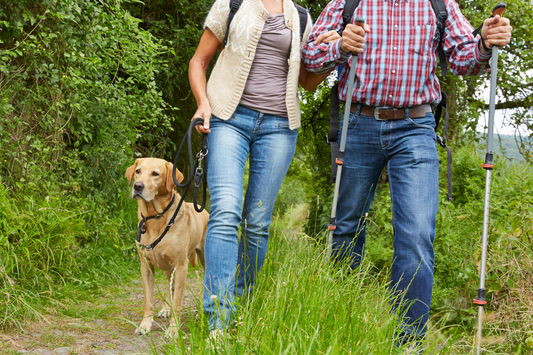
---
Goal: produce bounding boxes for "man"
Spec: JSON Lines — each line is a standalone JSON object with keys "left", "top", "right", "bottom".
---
{"left": 302, "top": 0, "right": 512, "bottom": 344}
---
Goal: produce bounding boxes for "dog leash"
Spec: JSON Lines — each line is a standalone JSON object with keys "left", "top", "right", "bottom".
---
{"left": 136, "top": 118, "right": 208, "bottom": 251}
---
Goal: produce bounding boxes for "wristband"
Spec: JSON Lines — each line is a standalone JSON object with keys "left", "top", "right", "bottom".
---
{"left": 480, "top": 36, "right": 491, "bottom": 53}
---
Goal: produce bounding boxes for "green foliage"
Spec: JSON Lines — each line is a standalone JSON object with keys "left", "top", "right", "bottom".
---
{"left": 0, "top": 0, "right": 174, "bottom": 199}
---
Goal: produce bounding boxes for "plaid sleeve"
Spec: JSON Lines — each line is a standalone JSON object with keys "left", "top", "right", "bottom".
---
{"left": 444, "top": 0, "right": 491, "bottom": 76}
{"left": 204, "top": 0, "right": 231, "bottom": 44}
{"left": 302, "top": 0, "right": 352, "bottom": 74}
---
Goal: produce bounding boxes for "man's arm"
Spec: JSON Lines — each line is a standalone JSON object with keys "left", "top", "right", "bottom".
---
{"left": 444, "top": 0, "right": 511, "bottom": 76}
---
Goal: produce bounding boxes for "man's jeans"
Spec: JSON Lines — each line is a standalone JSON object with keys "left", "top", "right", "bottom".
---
{"left": 203, "top": 105, "right": 298, "bottom": 330}
{"left": 332, "top": 106, "right": 439, "bottom": 339}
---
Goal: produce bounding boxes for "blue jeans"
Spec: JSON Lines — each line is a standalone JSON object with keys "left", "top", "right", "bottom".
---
{"left": 332, "top": 106, "right": 439, "bottom": 339}
{"left": 203, "top": 105, "right": 298, "bottom": 330}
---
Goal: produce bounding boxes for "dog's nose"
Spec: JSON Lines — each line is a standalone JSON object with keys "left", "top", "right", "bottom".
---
{"left": 134, "top": 182, "right": 144, "bottom": 191}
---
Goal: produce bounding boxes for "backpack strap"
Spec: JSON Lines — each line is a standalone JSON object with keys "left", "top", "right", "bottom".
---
{"left": 224, "top": 0, "right": 243, "bottom": 47}
{"left": 293, "top": 3, "right": 308, "bottom": 41}
{"left": 435, "top": 91, "right": 453, "bottom": 201}
{"left": 328, "top": 0, "right": 360, "bottom": 183}
{"left": 429, "top": 0, "right": 448, "bottom": 76}
{"left": 327, "top": 83, "right": 341, "bottom": 183}
{"left": 340, "top": 0, "right": 361, "bottom": 34}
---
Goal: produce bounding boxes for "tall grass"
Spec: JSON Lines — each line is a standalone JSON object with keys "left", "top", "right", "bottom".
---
{"left": 0, "top": 180, "right": 138, "bottom": 330}
{"left": 156, "top": 227, "right": 452, "bottom": 354}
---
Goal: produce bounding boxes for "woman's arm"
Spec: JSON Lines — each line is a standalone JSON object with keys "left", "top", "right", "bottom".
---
{"left": 299, "top": 30, "right": 341, "bottom": 91}
{"left": 189, "top": 29, "right": 221, "bottom": 133}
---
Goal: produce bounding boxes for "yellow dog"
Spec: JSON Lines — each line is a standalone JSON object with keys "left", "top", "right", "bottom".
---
{"left": 126, "top": 158, "right": 208, "bottom": 336}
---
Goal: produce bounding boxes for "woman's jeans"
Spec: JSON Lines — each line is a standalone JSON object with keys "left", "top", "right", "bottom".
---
{"left": 203, "top": 105, "right": 298, "bottom": 330}
{"left": 332, "top": 106, "right": 439, "bottom": 340}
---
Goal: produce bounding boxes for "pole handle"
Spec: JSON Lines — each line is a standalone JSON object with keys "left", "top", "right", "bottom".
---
{"left": 492, "top": 3, "right": 506, "bottom": 17}
{"left": 349, "top": 17, "right": 365, "bottom": 56}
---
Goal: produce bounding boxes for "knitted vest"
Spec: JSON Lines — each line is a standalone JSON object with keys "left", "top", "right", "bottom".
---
{"left": 204, "top": 0, "right": 312, "bottom": 130}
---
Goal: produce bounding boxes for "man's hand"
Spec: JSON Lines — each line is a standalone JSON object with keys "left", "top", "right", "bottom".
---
{"left": 340, "top": 23, "right": 370, "bottom": 54}
{"left": 480, "top": 15, "right": 512, "bottom": 53}
{"left": 193, "top": 103, "right": 211, "bottom": 134}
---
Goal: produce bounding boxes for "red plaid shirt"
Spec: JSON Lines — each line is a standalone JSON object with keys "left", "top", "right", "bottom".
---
{"left": 302, "top": 0, "right": 491, "bottom": 107}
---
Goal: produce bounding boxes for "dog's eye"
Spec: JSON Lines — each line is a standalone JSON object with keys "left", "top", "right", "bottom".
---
{"left": 152, "top": 172, "right": 159, "bottom": 176}
{"left": 135, "top": 169, "right": 140, "bottom": 174}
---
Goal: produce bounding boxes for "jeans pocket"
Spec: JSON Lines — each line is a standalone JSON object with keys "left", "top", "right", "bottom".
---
{"left": 406, "top": 113, "right": 436, "bottom": 130}
{"left": 347, "top": 111, "right": 361, "bottom": 130}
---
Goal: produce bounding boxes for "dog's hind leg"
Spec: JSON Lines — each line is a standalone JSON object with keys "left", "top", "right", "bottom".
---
{"left": 189, "top": 250, "right": 198, "bottom": 268}
{"left": 195, "top": 247, "right": 205, "bottom": 270}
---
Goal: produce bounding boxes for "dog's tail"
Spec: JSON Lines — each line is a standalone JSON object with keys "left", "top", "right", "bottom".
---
{"left": 189, "top": 250, "right": 198, "bottom": 268}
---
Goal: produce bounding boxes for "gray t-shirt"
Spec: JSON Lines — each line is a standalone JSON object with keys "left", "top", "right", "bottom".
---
{"left": 239, "top": 13, "right": 291, "bottom": 117}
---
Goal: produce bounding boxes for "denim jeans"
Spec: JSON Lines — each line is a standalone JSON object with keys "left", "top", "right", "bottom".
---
{"left": 203, "top": 105, "right": 298, "bottom": 330}
{"left": 332, "top": 106, "right": 439, "bottom": 339}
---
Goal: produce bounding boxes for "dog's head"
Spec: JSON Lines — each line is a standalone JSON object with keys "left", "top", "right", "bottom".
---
{"left": 125, "top": 158, "right": 184, "bottom": 201}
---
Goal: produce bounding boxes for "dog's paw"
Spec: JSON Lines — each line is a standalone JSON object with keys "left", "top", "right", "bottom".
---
{"left": 135, "top": 320, "right": 153, "bottom": 335}
{"left": 135, "top": 326, "right": 150, "bottom": 335}
{"left": 158, "top": 307, "right": 171, "bottom": 319}
{"left": 165, "top": 325, "right": 179, "bottom": 339}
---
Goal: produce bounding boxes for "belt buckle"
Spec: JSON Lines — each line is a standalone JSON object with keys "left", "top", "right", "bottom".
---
{"left": 374, "top": 107, "right": 387, "bottom": 121}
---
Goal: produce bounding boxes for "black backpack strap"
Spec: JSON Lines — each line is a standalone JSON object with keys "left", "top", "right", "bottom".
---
{"left": 224, "top": 0, "right": 243, "bottom": 47}
{"left": 339, "top": 0, "right": 361, "bottom": 35}
{"left": 328, "top": 0, "right": 360, "bottom": 183}
{"left": 293, "top": 3, "right": 308, "bottom": 41}
{"left": 435, "top": 91, "right": 453, "bottom": 201}
{"left": 429, "top": 0, "right": 448, "bottom": 76}
{"left": 328, "top": 84, "right": 341, "bottom": 183}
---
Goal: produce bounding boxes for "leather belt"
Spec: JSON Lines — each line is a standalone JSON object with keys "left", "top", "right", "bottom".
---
{"left": 351, "top": 104, "right": 432, "bottom": 120}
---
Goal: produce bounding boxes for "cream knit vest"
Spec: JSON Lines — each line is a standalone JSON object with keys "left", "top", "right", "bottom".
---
{"left": 204, "top": 0, "right": 312, "bottom": 130}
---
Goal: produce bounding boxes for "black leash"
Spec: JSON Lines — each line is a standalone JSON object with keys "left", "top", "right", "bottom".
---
{"left": 136, "top": 118, "right": 208, "bottom": 251}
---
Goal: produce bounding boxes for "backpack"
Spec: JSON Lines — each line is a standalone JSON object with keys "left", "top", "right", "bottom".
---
{"left": 224, "top": 0, "right": 309, "bottom": 48}
{"left": 327, "top": 0, "right": 453, "bottom": 202}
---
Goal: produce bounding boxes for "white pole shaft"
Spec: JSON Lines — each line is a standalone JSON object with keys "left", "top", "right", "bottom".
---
{"left": 476, "top": 42, "right": 499, "bottom": 355}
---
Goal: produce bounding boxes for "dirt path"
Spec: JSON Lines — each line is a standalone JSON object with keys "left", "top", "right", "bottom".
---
{"left": 1, "top": 273, "right": 204, "bottom": 355}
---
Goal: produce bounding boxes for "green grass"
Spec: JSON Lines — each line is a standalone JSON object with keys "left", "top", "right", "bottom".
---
{"left": 153, "top": 227, "right": 454, "bottom": 355}
{"left": 0, "top": 180, "right": 139, "bottom": 330}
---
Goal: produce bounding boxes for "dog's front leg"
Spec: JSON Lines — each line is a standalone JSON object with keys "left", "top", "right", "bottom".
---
{"left": 166, "top": 258, "right": 188, "bottom": 337}
{"left": 136, "top": 256, "right": 155, "bottom": 335}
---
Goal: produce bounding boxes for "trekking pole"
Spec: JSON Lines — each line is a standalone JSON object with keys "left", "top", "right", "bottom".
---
{"left": 327, "top": 18, "right": 365, "bottom": 259}
{"left": 474, "top": 4, "right": 506, "bottom": 354}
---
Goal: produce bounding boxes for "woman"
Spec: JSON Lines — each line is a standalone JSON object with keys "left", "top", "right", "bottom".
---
{"left": 189, "top": 0, "right": 339, "bottom": 337}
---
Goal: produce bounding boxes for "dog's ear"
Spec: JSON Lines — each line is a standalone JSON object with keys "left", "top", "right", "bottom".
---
{"left": 125, "top": 159, "right": 142, "bottom": 186}
{"left": 165, "top": 161, "right": 183, "bottom": 192}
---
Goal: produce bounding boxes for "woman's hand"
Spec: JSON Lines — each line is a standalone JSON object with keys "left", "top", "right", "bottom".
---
{"left": 193, "top": 103, "right": 212, "bottom": 134}
{"left": 299, "top": 31, "right": 342, "bottom": 91}
{"left": 314, "top": 30, "right": 341, "bottom": 45}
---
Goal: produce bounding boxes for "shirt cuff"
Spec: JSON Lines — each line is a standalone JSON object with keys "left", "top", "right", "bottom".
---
{"left": 331, "top": 39, "right": 352, "bottom": 62}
